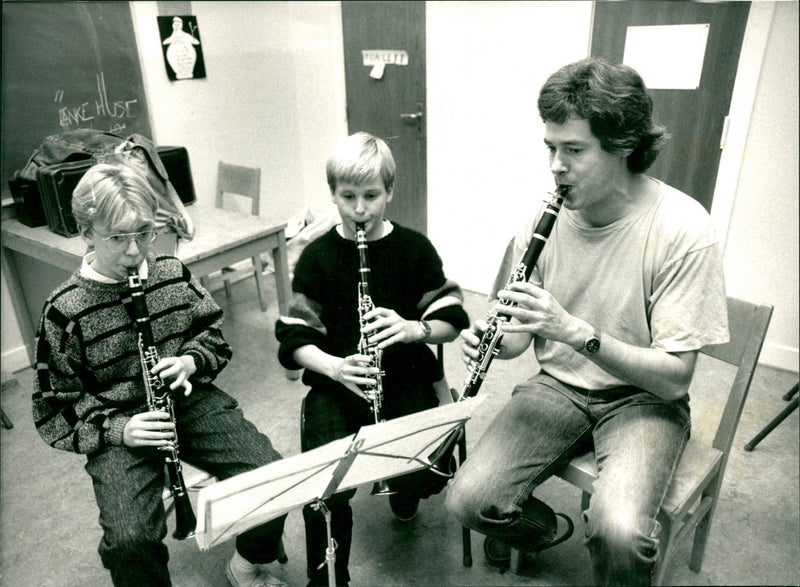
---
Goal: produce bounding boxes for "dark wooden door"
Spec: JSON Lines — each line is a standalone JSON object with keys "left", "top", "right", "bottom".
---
{"left": 340, "top": 1, "right": 427, "bottom": 234}
{"left": 591, "top": 2, "right": 750, "bottom": 211}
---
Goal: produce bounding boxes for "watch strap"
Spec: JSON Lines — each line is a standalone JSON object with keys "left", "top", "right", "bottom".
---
{"left": 418, "top": 320, "right": 431, "bottom": 341}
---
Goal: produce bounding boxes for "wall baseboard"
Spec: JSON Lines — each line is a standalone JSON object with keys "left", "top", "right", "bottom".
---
{"left": 759, "top": 341, "right": 799, "bottom": 375}
{"left": 1, "top": 345, "right": 30, "bottom": 375}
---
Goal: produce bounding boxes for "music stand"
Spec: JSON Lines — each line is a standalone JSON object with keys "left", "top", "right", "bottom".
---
{"left": 195, "top": 396, "right": 484, "bottom": 579}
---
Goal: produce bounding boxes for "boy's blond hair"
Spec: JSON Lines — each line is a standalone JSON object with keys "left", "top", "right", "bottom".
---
{"left": 326, "top": 132, "right": 396, "bottom": 193}
{"left": 71, "top": 163, "right": 158, "bottom": 234}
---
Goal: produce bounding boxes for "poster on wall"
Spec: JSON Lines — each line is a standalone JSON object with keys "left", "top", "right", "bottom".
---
{"left": 157, "top": 15, "right": 206, "bottom": 81}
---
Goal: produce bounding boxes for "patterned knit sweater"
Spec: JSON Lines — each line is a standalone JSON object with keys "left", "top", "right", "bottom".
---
{"left": 276, "top": 223, "right": 469, "bottom": 406}
{"left": 33, "top": 255, "right": 231, "bottom": 455}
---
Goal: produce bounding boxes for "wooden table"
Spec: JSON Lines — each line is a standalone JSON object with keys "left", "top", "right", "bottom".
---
{"left": 1, "top": 205, "right": 292, "bottom": 367}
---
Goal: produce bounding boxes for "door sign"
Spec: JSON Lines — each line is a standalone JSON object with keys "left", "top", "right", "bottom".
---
{"left": 362, "top": 50, "right": 409, "bottom": 79}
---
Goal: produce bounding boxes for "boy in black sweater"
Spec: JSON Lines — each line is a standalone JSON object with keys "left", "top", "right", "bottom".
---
{"left": 276, "top": 132, "right": 469, "bottom": 586}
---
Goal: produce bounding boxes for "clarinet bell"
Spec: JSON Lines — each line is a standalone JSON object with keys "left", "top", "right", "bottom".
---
{"left": 170, "top": 490, "right": 197, "bottom": 540}
{"left": 424, "top": 425, "right": 463, "bottom": 479}
{"left": 371, "top": 479, "right": 398, "bottom": 496}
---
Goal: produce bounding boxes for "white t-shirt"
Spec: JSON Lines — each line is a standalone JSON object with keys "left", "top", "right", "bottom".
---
{"left": 494, "top": 179, "right": 729, "bottom": 390}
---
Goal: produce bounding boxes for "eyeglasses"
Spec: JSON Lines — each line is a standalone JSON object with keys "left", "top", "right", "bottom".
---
{"left": 99, "top": 230, "right": 158, "bottom": 252}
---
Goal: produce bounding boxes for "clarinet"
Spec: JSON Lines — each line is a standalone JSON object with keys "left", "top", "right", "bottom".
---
{"left": 356, "top": 223, "right": 385, "bottom": 420}
{"left": 461, "top": 184, "right": 569, "bottom": 398}
{"left": 355, "top": 223, "right": 395, "bottom": 496}
{"left": 126, "top": 267, "right": 197, "bottom": 540}
{"left": 426, "top": 185, "right": 569, "bottom": 476}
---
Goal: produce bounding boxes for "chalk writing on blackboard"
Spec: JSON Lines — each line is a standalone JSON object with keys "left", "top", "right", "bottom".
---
{"left": 1, "top": 2, "right": 153, "bottom": 189}
{"left": 55, "top": 73, "right": 141, "bottom": 134}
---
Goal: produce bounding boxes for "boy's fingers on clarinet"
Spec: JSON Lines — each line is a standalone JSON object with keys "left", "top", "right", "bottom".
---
{"left": 345, "top": 382, "right": 370, "bottom": 401}
{"left": 460, "top": 322, "right": 486, "bottom": 347}
{"left": 137, "top": 410, "right": 173, "bottom": 423}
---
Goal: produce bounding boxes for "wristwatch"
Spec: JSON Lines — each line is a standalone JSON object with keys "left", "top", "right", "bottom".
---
{"left": 575, "top": 328, "right": 601, "bottom": 354}
{"left": 418, "top": 320, "right": 431, "bottom": 342}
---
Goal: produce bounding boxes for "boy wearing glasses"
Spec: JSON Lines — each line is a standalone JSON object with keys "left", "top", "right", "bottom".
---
{"left": 32, "top": 163, "right": 289, "bottom": 587}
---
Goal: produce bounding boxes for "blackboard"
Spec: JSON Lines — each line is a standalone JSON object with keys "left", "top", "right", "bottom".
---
{"left": 1, "top": 2, "right": 153, "bottom": 192}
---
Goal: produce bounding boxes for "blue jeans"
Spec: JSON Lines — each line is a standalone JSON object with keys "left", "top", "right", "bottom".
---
{"left": 446, "top": 372, "right": 690, "bottom": 586}
{"left": 85, "top": 384, "right": 286, "bottom": 586}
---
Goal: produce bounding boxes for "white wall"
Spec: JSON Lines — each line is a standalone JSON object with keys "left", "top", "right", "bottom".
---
{"left": 722, "top": 1, "right": 799, "bottom": 371}
{"left": 427, "top": 1, "right": 593, "bottom": 294}
{"left": 131, "top": 1, "right": 346, "bottom": 224}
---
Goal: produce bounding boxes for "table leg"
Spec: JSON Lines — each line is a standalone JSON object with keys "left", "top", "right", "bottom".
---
{"left": 251, "top": 255, "right": 268, "bottom": 312}
{"left": 1, "top": 246, "right": 36, "bottom": 368}
{"left": 270, "top": 230, "right": 300, "bottom": 381}
{"left": 271, "top": 230, "right": 292, "bottom": 316}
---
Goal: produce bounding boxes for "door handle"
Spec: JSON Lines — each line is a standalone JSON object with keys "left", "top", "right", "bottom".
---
{"left": 401, "top": 111, "right": 423, "bottom": 125}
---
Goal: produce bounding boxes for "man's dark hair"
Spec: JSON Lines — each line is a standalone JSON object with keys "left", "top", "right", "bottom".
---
{"left": 537, "top": 58, "right": 668, "bottom": 173}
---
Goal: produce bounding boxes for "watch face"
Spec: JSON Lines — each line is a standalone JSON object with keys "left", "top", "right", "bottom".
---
{"left": 585, "top": 337, "right": 600, "bottom": 353}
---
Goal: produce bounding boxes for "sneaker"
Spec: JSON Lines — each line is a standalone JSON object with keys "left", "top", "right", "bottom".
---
{"left": 226, "top": 558, "right": 288, "bottom": 587}
{"left": 389, "top": 493, "right": 419, "bottom": 522}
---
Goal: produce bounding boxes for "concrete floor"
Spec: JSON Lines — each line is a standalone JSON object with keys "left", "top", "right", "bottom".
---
{"left": 1, "top": 277, "right": 798, "bottom": 586}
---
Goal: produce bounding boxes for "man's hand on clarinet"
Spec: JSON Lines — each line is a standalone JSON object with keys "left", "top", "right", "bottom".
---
{"left": 496, "top": 281, "right": 578, "bottom": 344}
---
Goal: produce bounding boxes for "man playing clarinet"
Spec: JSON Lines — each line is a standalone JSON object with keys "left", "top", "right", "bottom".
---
{"left": 446, "top": 58, "right": 729, "bottom": 586}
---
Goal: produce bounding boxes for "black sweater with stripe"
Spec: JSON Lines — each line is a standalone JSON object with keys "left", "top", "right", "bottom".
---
{"left": 275, "top": 223, "right": 469, "bottom": 412}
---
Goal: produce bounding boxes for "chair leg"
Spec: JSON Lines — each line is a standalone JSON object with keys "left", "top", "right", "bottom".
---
{"left": 223, "top": 276, "right": 233, "bottom": 299}
{"left": 462, "top": 526, "right": 472, "bottom": 567}
{"left": 744, "top": 383, "right": 799, "bottom": 451}
{"left": 277, "top": 538, "right": 288, "bottom": 564}
{"left": 458, "top": 432, "right": 472, "bottom": 566}
{"left": 251, "top": 256, "right": 268, "bottom": 312}
{"left": 510, "top": 548, "right": 526, "bottom": 574}
{"left": 688, "top": 505, "right": 713, "bottom": 574}
{"left": 580, "top": 490, "right": 592, "bottom": 511}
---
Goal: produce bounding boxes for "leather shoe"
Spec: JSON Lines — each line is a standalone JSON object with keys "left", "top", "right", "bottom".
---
{"left": 483, "top": 512, "right": 574, "bottom": 568}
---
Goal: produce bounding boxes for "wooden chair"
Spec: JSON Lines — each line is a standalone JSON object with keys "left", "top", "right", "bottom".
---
{"left": 214, "top": 161, "right": 268, "bottom": 312}
{"left": 532, "top": 296, "right": 772, "bottom": 584}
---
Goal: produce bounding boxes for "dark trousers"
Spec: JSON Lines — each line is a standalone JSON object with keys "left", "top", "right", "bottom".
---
{"left": 301, "top": 385, "right": 445, "bottom": 586}
{"left": 85, "top": 384, "right": 286, "bottom": 586}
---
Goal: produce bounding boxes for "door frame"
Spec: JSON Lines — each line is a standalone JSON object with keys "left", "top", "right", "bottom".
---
{"left": 709, "top": 1, "right": 776, "bottom": 251}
